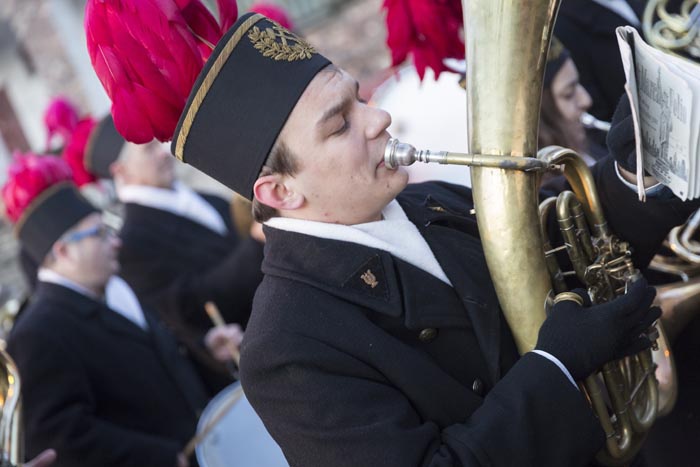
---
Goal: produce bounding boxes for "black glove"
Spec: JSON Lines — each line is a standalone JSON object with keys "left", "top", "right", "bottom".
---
{"left": 536, "top": 278, "right": 661, "bottom": 381}
{"left": 606, "top": 93, "right": 636, "bottom": 173}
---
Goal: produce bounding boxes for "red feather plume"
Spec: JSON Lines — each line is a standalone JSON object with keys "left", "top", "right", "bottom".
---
{"left": 382, "top": 0, "right": 464, "bottom": 80}
{"left": 2, "top": 152, "right": 74, "bottom": 223}
{"left": 84, "top": 0, "right": 238, "bottom": 144}
{"left": 62, "top": 118, "right": 99, "bottom": 187}
{"left": 44, "top": 97, "right": 80, "bottom": 150}
{"left": 249, "top": 3, "right": 293, "bottom": 30}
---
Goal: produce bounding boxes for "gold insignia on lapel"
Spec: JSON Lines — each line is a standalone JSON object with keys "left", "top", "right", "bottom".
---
{"left": 248, "top": 23, "right": 316, "bottom": 61}
{"left": 360, "top": 270, "right": 378, "bottom": 289}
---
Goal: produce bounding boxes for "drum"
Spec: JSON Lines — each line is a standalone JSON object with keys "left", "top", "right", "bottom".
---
{"left": 196, "top": 382, "right": 289, "bottom": 467}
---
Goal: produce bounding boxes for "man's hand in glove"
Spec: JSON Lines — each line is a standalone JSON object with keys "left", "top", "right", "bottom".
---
{"left": 536, "top": 277, "right": 661, "bottom": 381}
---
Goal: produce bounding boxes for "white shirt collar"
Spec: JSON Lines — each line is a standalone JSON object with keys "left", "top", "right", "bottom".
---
{"left": 117, "top": 181, "right": 228, "bottom": 236}
{"left": 38, "top": 268, "right": 100, "bottom": 300}
{"left": 265, "top": 200, "right": 452, "bottom": 285}
{"left": 37, "top": 269, "right": 148, "bottom": 330}
{"left": 105, "top": 276, "right": 149, "bottom": 330}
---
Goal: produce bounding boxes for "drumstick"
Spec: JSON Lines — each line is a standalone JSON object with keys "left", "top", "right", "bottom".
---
{"left": 204, "top": 301, "right": 240, "bottom": 367}
{"left": 182, "top": 302, "right": 245, "bottom": 459}
{"left": 181, "top": 385, "right": 246, "bottom": 458}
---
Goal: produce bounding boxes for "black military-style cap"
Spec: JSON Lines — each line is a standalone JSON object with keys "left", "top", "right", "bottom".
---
{"left": 17, "top": 183, "right": 97, "bottom": 264}
{"left": 172, "top": 13, "right": 331, "bottom": 199}
{"left": 84, "top": 115, "right": 125, "bottom": 179}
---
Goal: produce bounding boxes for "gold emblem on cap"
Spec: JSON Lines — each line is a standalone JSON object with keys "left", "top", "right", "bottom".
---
{"left": 360, "top": 270, "right": 378, "bottom": 289}
{"left": 248, "top": 23, "right": 316, "bottom": 61}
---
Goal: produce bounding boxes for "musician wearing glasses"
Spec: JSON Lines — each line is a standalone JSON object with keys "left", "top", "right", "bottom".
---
{"left": 87, "top": 8, "right": 700, "bottom": 467}
{"left": 2, "top": 154, "right": 242, "bottom": 467}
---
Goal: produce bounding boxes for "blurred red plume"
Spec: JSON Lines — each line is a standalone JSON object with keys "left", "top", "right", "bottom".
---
{"left": 62, "top": 118, "right": 99, "bottom": 187}
{"left": 382, "top": 0, "right": 464, "bottom": 80}
{"left": 2, "top": 152, "right": 74, "bottom": 223}
{"left": 84, "top": 0, "right": 238, "bottom": 144}
{"left": 249, "top": 2, "right": 293, "bottom": 30}
{"left": 44, "top": 97, "right": 80, "bottom": 150}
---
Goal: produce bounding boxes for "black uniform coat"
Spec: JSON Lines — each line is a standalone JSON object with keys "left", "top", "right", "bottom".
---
{"left": 240, "top": 157, "right": 697, "bottom": 466}
{"left": 555, "top": 0, "right": 645, "bottom": 121}
{"left": 8, "top": 282, "right": 209, "bottom": 467}
{"left": 117, "top": 193, "right": 264, "bottom": 390}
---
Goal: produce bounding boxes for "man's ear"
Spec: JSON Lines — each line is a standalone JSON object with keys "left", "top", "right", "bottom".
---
{"left": 50, "top": 239, "right": 71, "bottom": 263}
{"left": 253, "top": 174, "right": 304, "bottom": 211}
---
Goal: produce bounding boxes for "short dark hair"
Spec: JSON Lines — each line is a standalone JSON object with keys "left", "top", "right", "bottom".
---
{"left": 252, "top": 140, "right": 299, "bottom": 222}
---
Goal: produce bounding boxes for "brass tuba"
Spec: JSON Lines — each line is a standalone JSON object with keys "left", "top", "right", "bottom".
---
{"left": 383, "top": 0, "right": 674, "bottom": 464}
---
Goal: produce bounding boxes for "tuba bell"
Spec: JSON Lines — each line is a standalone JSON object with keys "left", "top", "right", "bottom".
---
{"left": 383, "top": 0, "right": 675, "bottom": 464}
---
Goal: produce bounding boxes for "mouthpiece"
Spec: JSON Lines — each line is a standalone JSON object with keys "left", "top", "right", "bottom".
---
{"left": 581, "top": 113, "right": 611, "bottom": 132}
{"left": 383, "top": 138, "right": 449, "bottom": 169}
{"left": 383, "top": 138, "right": 549, "bottom": 171}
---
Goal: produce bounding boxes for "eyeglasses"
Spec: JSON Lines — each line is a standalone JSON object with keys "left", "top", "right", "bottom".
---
{"left": 61, "top": 224, "right": 115, "bottom": 244}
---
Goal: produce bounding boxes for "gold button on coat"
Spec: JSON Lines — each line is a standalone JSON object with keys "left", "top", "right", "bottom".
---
{"left": 418, "top": 328, "right": 438, "bottom": 342}
{"left": 472, "top": 378, "right": 485, "bottom": 396}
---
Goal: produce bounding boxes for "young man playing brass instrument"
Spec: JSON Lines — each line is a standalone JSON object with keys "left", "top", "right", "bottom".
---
{"left": 86, "top": 3, "right": 693, "bottom": 465}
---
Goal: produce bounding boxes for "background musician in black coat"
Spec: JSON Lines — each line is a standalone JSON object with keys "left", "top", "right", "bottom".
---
{"left": 110, "top": 141, "right": 264, "bottom": 391}
{"left": 2, "top": 154, "right": 242, "bottom": 467}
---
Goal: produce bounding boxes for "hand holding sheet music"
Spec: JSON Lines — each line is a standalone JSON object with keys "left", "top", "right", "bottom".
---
{"left": 616, "top": 26, "right": 700, "bottom": 201}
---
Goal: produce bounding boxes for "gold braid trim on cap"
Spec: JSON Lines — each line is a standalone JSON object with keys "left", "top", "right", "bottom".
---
{"left": 14, "top": 181, "right": 76, "bottom": 237}
{"left": 174, "top": 14, "right": 265, "bottom": 162}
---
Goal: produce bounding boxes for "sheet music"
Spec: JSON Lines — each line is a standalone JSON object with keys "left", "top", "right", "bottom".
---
{"left": 616, "top": 26, "right": 698, "bottom": 200}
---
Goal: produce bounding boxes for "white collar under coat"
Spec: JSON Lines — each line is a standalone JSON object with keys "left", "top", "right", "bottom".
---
{"left": 37, "top": 269, "right": 149, "bottom": 330}
{"left": 265, "top": 200, "right": 452, "bottom": 286}
{"left": 117, "top": 181, "right": 228, "bottom": 236}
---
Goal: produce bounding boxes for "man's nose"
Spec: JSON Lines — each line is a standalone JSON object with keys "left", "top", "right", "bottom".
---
{"left": 366, "top": 106, "right": 392, "bottom": 140}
